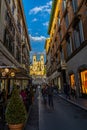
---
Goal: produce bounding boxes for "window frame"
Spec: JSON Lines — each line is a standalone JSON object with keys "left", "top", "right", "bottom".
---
{"left": 72, "top": 0, "right": 78, "bottom": 13}
{"left": 72, "top": 20, "right": 84, "bottom": 50}
{"left": 66, "top": 36, "right": 73, "bottom": 57}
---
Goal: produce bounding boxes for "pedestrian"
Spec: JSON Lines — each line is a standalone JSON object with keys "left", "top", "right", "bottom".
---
{"left": 20, "top": 89, "right": 27, "bottom": 107}
{"left": 64, "top": 83, "right": 70, "bottom": 99}
{"left": 1, "top": 89, "right": 6, "bottom": 120}
{"left": 47, "top": 83, "right": 54, "bottom": 109}
{"left": 71, "top": 84, "right": 77, "bottom": 99}
{"left": 25, "top": 88, "right": 30, "bottom": 112}
{"left": 42, "top": 84, "right": 48, "bottom": 105}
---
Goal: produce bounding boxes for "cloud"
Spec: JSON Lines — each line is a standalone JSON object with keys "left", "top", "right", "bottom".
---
{"left": 32, "top": 18, "right": 37, "bottom": 22}
{"left": 43, "top": 21, "right": 49, "bottom": 27}
{"left": 29, "top": 34, "right": 46, "bottom": 42}
{"left": 44, "top": 8, "right": 51, "bottom": 14}
{"left": 29, "top": 7, "right": 42, "bottom": 14}
{"left": 47, "top": 1, "right": 52, "bottom": 6}
{"left": 35, "top": 32, "right": 38, "bottom": 35}
{"left": 29, "top": 1, "right": 52, "bottom": 15}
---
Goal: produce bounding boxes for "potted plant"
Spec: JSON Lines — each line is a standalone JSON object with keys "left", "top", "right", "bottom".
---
{"left": 5, "top": 85, "right": 27, "bottom": 130}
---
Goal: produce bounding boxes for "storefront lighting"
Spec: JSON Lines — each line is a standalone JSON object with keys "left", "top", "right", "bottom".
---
{"left": 10, "top": 72, "right": 15, "bottom": 77}
{"left": 5, "top": 68, "right": 9, "bottom": 73}
{"left": 2, "top": 71, "right": 6, "bottom": 77}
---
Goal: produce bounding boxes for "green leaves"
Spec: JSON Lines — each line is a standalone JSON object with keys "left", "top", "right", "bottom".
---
{"left": 5, "top": 86, "right": 27, "bottom": 124}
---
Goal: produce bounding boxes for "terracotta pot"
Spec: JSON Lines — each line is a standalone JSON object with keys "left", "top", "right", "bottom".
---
{"left": 8, "top": 123, "right": 24, "bottom": 130}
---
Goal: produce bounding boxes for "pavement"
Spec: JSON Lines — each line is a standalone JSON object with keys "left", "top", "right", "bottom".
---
{"left": 1, "top": 89, "right": 87, "bottom": 130}
{"left": 57, "top": 92, "right": 87, "bottom": 111}
{"left": 24, "top": 89, "right": 39, "bottom": 130}
{"left": 24, "top": 89, "right": 87, "bottom": 130}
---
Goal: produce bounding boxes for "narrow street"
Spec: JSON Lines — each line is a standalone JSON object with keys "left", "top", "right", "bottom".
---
{"left": 0, "top": 0, "right": 87, "bottom": 130}
{"left": 24, "top": 89, "right": 87, "bottom": 130}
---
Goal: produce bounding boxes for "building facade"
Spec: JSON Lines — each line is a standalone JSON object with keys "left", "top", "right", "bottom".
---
{"left": 46, "top": 0, "right": 87, "bottom": 96}
{"left": 30, "top": 54, "right": 45, "bottom": 77}
{"left": 0, "top": 0, "right": 31, "bottom": 92}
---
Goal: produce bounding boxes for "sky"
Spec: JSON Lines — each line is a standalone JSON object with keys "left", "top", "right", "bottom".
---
{"left": 22, "top": 0, "right": 52, "bottom": 61}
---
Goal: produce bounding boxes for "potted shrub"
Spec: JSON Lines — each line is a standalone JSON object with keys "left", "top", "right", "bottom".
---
{"left": 5, "top": 85, "right": 27, "bottom": 130}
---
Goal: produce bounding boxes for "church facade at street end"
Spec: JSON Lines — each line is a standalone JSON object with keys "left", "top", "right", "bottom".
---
{"left": 30, "top": 54, "right": 46, "bottom": 78}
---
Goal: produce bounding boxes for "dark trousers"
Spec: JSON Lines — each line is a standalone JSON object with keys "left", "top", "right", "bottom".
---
{"left": 48, "top": 95, "right": 54, "bottom": 108}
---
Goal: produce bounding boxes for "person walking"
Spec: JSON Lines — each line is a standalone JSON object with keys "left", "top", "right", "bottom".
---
{"left": 64, "top": 83, "right": 70, "bottom": 99}
{"left": 42, "top": 85, "right": 48, "bottom": 105}
{"left": 47, "top": 83, "right": 54, "bottom": 109}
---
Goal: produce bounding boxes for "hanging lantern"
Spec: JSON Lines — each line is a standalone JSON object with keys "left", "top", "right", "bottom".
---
{"left": 2, "top": 71, "right": 6, "bottom": 77}
{"left": 5, "top": 68, "right": 9, "bottom": 73}
{"left": 10, "top": 72, "right": 15, "bottom": 77}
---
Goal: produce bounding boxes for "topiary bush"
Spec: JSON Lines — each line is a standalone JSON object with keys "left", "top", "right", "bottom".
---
{"left": 5, "top": 86, "right": 27, "bottom": 124}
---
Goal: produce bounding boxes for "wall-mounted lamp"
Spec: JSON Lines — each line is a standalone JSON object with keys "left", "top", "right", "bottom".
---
{"left": 1, "top": 67, "right": 15, "bottom": 78}
{"left": 10, "top": 72, "right": 15, "bottom": 77}
{"left": 5, "top": 68, "right": 9, "bottom": 73}
{"left": 2, "top": 71, "right": 6, "bottom": 77}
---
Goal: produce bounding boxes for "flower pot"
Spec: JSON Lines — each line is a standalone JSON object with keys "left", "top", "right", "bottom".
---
{"left": 8, "top": 123, "right": 24, "bottom": 130}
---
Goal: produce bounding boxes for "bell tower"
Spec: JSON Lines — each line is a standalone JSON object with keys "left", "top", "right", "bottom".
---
{"left": 33, "top": 55, "right": 36, "bottom": 64}
{"left": 40, "top": 54, "right": 44, "bottom": 71}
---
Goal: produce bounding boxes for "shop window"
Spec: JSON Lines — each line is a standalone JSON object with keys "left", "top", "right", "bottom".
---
{"left": 70, "top": 74, "right": 75, "bottom": 89}
{"left": 80, "top": 70, "right": 87, "bottom": 94}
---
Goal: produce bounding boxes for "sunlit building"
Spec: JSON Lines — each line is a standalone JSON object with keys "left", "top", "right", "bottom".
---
{"left": 46, "top": 0, "right": 87, "bottom": 97}
{"left": 30, "top": 54, "right": 46, "bottom": 77}
{"left": 0, "top": 0, "right": 31, "bottom": 93}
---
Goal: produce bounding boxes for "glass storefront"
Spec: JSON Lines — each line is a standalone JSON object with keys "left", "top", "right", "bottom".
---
{"left": 80, "top": 70, "right": 87, "bottom": 94}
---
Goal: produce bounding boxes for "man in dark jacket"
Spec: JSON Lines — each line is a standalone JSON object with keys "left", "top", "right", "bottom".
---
{"left": 47, "top": 83, "right": 54, "bottom": 109}
{"left": 64, "top": 83, "right": 70, "bottom": 99}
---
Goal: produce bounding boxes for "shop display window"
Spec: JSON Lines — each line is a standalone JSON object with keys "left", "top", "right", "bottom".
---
{"left": 81, "top": 70, "right": 87, "bottom": 94}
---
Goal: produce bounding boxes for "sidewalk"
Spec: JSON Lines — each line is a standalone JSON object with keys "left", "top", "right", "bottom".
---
{"left": 24, "top": 89, "right": 39, "bottom": 130}
{"left": 58, "top": 93, "right": 87, "bottom": 111}
{"left": 24, "top": 89, "right": 87, "bottom": 130}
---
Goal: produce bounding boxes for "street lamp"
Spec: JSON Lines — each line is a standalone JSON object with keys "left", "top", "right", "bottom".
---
{"left": 1, "top": 67, "right": 15, "bottom": 98}
{"left": 2, "top": 71, "right": 6, "bottom": 77}
{"left": 5, "top": 68, "right": 9, "bottom": 73}
{"left": 10, "top": 72, "right": 15, "bottom": 77}
{"left": 1, "top": 68, "right": 15, "bottom": 78}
